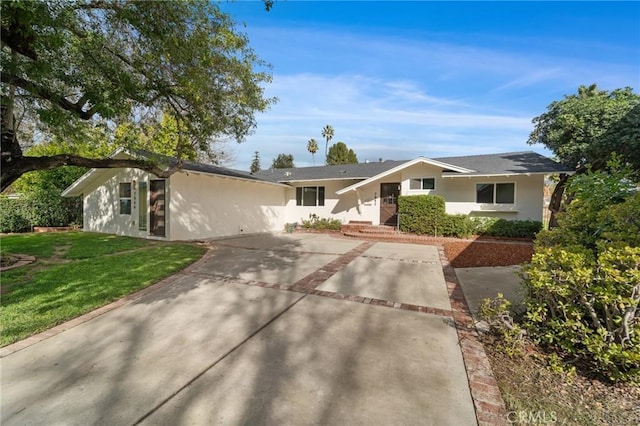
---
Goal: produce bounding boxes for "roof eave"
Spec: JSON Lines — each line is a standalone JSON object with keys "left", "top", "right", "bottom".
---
{"left": 185, "top": 169, "right": 291, "bottom": 188}
{"left": 336, "top": 157, "right": 475, "bottom": 195}
{"left": 442, "top": 170, "right": 575, "bottom": 178}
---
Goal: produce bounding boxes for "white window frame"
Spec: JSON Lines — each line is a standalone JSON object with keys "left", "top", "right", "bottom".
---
{"left": 408, "top": 177, "right": 436, "bottom": 192}
{"left": 119, "top": 182, "right": 132, "bottom": 215}
{"left": 475, "top": 182, "right": 516, "bottom": 204}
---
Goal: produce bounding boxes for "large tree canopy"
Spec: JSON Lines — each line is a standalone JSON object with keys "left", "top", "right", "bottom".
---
{"left": 527, "top": 84, "right": 640, "bottom": 226}
{"left": 1, "top": 0, "right": 275, "bottom": 191}
{"left": 528, "top": 84, "right": 639, "bottom": 172}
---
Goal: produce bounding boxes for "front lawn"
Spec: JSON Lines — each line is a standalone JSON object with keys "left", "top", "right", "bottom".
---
{"left": 0, "top": 232, "right": 206, "bottom": 346}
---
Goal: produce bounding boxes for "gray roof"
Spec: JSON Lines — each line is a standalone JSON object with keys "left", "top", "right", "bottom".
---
{"left": 136, "top": 150, "right": 264, "bottom": 182}
{"left": 253, "top": 151, "right": 571, "bottom": 182}
{"left": 253, "top": 160, "right": 407, "bottom": 182}
{"left": 437, "top": 151, "right": 573, "bottom": 176}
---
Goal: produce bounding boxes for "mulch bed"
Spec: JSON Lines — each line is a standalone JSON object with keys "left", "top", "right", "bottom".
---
{"left": 443, "top": 239, "right": 534, "bottom": 268}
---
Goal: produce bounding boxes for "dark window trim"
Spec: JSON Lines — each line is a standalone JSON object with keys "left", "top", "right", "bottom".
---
{"left": 475, "top": 182, "right": 515, "bottom": 204}
{"left": 409, "top": 177, "right": 436, "bottom": 191}
{"left": 295, "top": 186, "right": 325, "bottom": 206}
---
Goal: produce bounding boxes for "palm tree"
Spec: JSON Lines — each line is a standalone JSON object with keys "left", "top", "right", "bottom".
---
{"left": 321, "top": 124, "right": 334, "bottom": 163}
{"left": 307, "top": 138, "right": 319, "bottom": 165}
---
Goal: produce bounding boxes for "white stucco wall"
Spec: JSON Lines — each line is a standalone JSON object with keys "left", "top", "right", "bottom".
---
{"left": 441, "top": 174, "right": 544, "bottom": 221}
{"left": 80, "top": 163, "right": 545, "bottom": 240}
{"left": 283, "top": 179, "right": 380, "bottom": 225}
{"left": 83, "top": 168, "right": 156, "bottom": 238}
{"left": 328, "top": 163, "right": 545, "bottom": 223}
{"left": 168, "top": 172, "right": 287, "bottom": 240}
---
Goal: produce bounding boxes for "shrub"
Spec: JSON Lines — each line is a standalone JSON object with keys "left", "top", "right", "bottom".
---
{"left": 0, "top": 192, "right": 82, "bottom": 233}
{"left": 522, "top": 162, "right": 640, "bottom": 383}
{"left": 479, "top": 293, "right": 526, "bottom": 357}
{"left": 398, "top": 195, "right": 445, "bottom": 235}
{"left": 0, "top": 197, "right": 32, "bottom": 233}
{"left": 397, "top": 195, "right": 541, "bottom": 238}
{"left": 301, "top": 214, "right": 341, "bottom": 231}
{"left": 439, "top": 214, "right": 476, "bottom": 238}
{"left": 482, "top": 219, "right": 542, "bottom": 239}
{"left": 523, "top": 245, "right": 640, "bottom": 382}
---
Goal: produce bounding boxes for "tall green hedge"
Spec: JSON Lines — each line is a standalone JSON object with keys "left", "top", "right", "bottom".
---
{"left": 398, "top": 195, "right": 446, "bottom": 235}
{"left": 0, "top": 192, "right": 82, "bottom": 233}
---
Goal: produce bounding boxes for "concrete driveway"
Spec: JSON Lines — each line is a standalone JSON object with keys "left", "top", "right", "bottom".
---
{"left": 1, "top": 233, "right": 479, "bottom": 425}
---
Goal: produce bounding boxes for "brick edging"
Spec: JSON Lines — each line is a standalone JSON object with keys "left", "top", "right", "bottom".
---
{"left": 437, "top": 245, "right": 509, "bottom": 426}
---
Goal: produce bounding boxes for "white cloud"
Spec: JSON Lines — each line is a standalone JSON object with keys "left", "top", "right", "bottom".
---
{"left": 232, "top": 73, "right": 539, "bottom": 169}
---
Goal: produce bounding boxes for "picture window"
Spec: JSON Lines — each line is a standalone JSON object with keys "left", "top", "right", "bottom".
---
{"left": 476, "top": 183, "right": 515, "bottom": 204}
{"left": 296, "top": 186, "right": 325, "bottom": 206}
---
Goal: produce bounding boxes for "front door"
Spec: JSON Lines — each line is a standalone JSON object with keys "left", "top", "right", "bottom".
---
{"left": 149, "top": 180, "right": 166, "bottom": 237}
{"left": 380, "top": 183, "right": 400, "bottom": 226}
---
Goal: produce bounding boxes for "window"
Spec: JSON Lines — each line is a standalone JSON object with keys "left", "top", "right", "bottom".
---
{"left": 296, "top": 186, "right": 325, "bottom": 206}
{"left": 119, "top": 182, "right": 132, "bottom": 214}
{"left": 409, "top": 177, "right": 435, "bottom": 190}
{"left": 476, "top": 183, "right": 515, "bottom": 204}
{"left": 496, "top": 183, "right": 515, "bottom": 204}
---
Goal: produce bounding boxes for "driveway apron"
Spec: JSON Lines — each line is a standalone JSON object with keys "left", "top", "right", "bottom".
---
{"left": 1, "top": 233, "right": 477, "bottom": 426}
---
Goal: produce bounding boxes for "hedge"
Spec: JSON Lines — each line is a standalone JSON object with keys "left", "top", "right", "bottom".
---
{"left": 398, "top": 195, "right": 446, "bottom": 235}
{"left": 397, "top": 195, "right": 541, "bottom": 239}
{"left": 0, "top": 192, "right": 82, "bottom": 233}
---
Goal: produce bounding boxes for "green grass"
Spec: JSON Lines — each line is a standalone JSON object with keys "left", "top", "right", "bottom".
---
{"left": 0, "top": 232, "right": 206, "bottom": 346}
{"left": 0, "top": 231, "right": 150, "bottom": 259}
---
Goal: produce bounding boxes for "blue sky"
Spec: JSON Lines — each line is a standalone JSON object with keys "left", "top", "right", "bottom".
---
{"left": 218, "top": 1, "right": 640, "bottom": 170}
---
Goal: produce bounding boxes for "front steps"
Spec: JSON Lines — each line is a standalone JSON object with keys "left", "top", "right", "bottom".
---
{"left": 341, "top": 223, "right": 402, "bottom": 240}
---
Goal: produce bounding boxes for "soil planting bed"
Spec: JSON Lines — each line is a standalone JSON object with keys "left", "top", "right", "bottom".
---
{"left": 443, "top": 239, "right": 534, "bottom": 268}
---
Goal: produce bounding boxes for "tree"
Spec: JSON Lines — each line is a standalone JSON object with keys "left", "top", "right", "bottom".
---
{"left": 326, "top": 142, "right": 358, "bottom": 165}
{"left": 1, "top": 0, "right": 275, "bottom": 191}
{"left": 250, "top": 151, "right": 261, "bottom": 173}
{"left": 271, "top": 153, "right": 294, "bottom": 169}
{"left": 321, "top": 124, "right": 334, "bottom": 162}
{"left": 307, "top": 138, "right": 319, "bottom": 166}
{"left": 528, "top": 84, "right": 640, "bottom": 226}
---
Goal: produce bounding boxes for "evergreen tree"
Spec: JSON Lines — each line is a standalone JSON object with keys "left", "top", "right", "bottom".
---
{"left": 250, "top": 151, "right": 261, "bottom": 173}
{"left": 326, "top": 142, "right": 358, "bottom": 165}
{"left": 271, "top": 153, "right": 295, "bottom": 169}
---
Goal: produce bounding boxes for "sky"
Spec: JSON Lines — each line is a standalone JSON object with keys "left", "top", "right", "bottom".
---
{"left": 217, "top": 1, "right": 640, "bottom": 171}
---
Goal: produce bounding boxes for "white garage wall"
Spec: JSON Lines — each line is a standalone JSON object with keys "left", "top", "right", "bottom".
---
{"left": 169, "top": 172, "right": 287, "bottom": 240}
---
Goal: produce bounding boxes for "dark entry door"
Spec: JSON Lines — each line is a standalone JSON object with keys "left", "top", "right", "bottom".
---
{"left": 380, "top": 183, "right": 400, "bottom": 226}
{"left": 150, "top": 180, "right": 166, "bottom": 237}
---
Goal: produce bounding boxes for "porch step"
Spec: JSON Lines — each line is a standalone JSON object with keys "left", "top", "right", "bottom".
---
{"left": 357, "top": 225, "right": 398, "bottom": 234}
{"left": 340, "top": 224, "right": 397, "bottom": 234}
{"left": 341, "top": 224, "right": 404, "bottom": 241}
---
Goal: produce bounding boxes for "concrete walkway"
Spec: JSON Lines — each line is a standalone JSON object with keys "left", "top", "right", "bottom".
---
{"left": 1, "top": 233, "right": 505, "bottom": 425}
